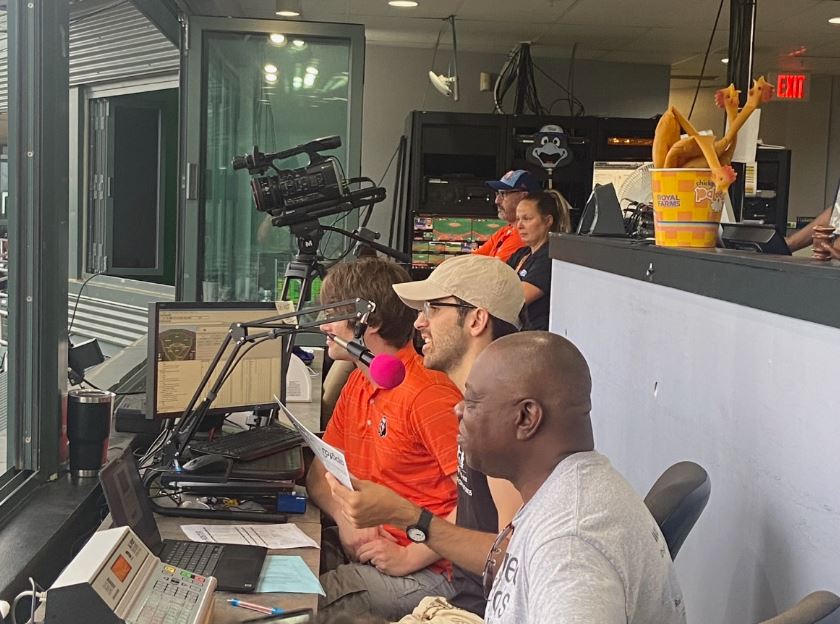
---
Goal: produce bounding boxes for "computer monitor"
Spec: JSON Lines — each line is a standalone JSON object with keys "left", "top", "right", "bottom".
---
{"left": 592, "top": 161, "right": 647, "bottom": 193}
{"left": 576, "top": 183, "right": 627, "bottom": 237}
{"left": 720, "top": 223, "right": 791, "bottom": 255}
{"left": 147, "top": 302, "right": 286, "bottom": 418}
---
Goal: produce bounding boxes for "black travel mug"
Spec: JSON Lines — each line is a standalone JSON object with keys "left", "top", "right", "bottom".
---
{"left": 67, "top": 389, "right": 114, "bottom": 477}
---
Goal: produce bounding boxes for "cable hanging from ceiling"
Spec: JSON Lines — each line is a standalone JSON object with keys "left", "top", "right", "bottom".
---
{"left": 493, "top": 42, "right": 585, "bottom": 116}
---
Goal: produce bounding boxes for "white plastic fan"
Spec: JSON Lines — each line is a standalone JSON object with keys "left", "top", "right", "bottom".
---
{"left": 618, "top": 163, "right": 654, "bottom": 206}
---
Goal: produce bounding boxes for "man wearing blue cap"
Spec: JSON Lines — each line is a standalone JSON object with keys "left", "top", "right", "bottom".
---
{"left": 476, "top": 170, "right": 542, "bottom": 263}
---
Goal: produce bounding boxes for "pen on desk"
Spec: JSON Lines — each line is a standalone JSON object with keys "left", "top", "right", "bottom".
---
{"left": 227, "top": 598, "right": 284, "bottom": 616}
{"left": 241, "top": 608, "right": 314, "bottom": 622}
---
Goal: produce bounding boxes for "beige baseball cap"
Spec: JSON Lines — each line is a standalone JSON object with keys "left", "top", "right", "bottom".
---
{"left": 393, "top": 254, "right": 525, "bottom": 329}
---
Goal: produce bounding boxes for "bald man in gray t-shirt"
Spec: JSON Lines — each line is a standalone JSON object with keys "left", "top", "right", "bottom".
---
{"left": 484, "top": 451, "right": 685, "bottom": 624}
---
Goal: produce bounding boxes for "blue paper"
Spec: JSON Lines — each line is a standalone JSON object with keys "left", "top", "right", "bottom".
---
{"left": 255, "top": 555, "right": 325, "bottom": 595}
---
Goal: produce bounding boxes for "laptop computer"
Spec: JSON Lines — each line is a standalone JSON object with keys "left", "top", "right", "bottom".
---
{"left": 99, "top": 449, "right": 267, "bottom": 592}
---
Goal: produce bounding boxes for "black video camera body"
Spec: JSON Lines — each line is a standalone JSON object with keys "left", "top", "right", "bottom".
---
{"left": 234, "top": 135, "right": 386, "bottom": 229}
{"left": 250, "top": 158, "right": 344, "bottom": 216}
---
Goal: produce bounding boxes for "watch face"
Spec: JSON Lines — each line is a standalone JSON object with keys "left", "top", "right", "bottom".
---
{"left": 407, "top": 527, "right": 427, "bottom": 543}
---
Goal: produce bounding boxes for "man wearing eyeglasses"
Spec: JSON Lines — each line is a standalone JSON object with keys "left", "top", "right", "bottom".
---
{"left": 466, "top": 332, "right": 685, "bottom": 624}
{"left": 325, "top": 255, "right": 526, "bottom": 623}
{"left": 310, "top": 257, "right": 463, "bottom": 621}
{"left": 474, "top": 170, "right": 542, "bottom": 262}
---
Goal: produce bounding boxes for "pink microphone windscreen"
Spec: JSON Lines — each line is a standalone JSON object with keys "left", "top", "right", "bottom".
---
{"left": 369, "top": 353, "right": 406, "bottom": 389}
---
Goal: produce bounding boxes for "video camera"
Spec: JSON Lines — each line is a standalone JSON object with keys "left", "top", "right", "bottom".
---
{"left": 232, "top": 135, "right": 385, "bottom": 228}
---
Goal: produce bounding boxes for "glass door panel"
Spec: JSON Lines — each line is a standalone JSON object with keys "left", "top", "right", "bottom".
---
{"left": 182, "top": 19, "right": 364, "bottom": 303}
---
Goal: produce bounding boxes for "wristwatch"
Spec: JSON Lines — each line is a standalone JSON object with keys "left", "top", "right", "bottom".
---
{"left": 406, "top": 508, "right": 433, "bottom": 543}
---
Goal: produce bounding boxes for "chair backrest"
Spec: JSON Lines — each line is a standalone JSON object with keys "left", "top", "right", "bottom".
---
{"left": 643, "top": 461, "right": 711, "bottom": 559}
{"left": 760, "top": 591, "right": 840, "bottom": 624}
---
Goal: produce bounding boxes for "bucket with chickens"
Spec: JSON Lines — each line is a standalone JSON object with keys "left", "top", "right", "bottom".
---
{"left": 650, "top": 168, "right": 724, "bottom": 248}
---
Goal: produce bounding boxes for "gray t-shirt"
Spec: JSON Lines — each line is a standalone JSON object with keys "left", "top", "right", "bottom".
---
{"left": 484, "top": 451, "right": 686, "bottom": 624}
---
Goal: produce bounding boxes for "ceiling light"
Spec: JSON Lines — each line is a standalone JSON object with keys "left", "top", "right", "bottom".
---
{"left": 303, "top": 73, "right": 316, "bottom": 88}
{"left": 721, "top": 57, "right": 729, "bottom": 64}
{"left": 275, "top": 0, "right": 301, "bottom": 17}
{"left": 269, "top": 33, "right": 286, "bottom": 45}
{"left": 264, "top": 63, "right": 278, "bottom": 74}
{"left": 292, "top": 76, "right": 303, "bottom": 90}
{"left": 389, "top": 1, "right": 419, "bottom": 6}
{"left": 305, "top": 66, "right": 319, "bottom": 75}
{"left": 292, "top": 39, "right": 306, "bottom": 48}
{"left": 829, "top": 17, "right": 840, "bottom": 24}
{"left": 265, "top": 73, "right": 278, "bottom": 83}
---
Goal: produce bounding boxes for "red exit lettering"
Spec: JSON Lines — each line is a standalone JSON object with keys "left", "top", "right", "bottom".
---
{"left": 776, "top": 74, "right": 807, "bottom": 100}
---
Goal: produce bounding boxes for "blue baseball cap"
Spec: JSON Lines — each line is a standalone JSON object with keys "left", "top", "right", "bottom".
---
{"left": 486, "top": 169, "right": 541, "bottom": 193}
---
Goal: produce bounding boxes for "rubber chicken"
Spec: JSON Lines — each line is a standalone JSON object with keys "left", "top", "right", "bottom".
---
{"left": 652, "top": 107, "right": 682, "bottom": 169}
{"left": 666, "top": 76, "right": 774, "bottom": 170}
{"left": 669, "top": 107, "right": 737, "bottom": 193}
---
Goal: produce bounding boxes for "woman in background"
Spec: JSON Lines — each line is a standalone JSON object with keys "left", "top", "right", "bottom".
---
{"left": 507, "top": 190, "right": 572, "bottom": 330}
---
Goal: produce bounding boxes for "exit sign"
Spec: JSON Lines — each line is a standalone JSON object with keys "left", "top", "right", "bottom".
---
{"left": 773, "top": 73, "right": 809, "bottom": 101}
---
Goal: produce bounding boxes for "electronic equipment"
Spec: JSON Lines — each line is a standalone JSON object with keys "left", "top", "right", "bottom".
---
{"left": 577, "top": 183, "right": 627, "bottom": 237}
{"left": 100, "top": 450, "right": 267, "bottom": 592}
{"left": 43, "top": 526, "right": 216, "bottom": 624}
{"left": 229, "top": 447, "right": 304, "bottom": 481}
{"left": 147, "top": 302, "right": 287, "bottom": 419}
{"left": 592, "top": 161, "right": 648, "bottom": 195}
{"left": 720, "top": 222, "right": 791, "bottom": 255}
{"left": 422, "top": 177, "right": 496, "bottom": 216}
{"left": 232, "top": 135, "right": 385, "bottom": 229}
{"left": 189, "top": 424, "right": 303, "bottom": 462}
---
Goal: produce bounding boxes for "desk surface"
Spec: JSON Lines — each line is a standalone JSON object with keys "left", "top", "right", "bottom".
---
{"left": 159, "top": 353, "right": 324, "bottom": 623}
{"left": 156, "top": 504, "right": 322, "bottom": 623}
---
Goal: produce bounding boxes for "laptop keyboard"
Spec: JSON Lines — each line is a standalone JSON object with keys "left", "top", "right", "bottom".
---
{"left": 160, "top": 541, "right": 223, "bottom": 577}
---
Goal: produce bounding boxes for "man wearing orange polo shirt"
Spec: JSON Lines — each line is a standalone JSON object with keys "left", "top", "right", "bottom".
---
{"left": 474, "top": 169, "right": 542, "bottom": 262}
{"left": 308, "top": 257, "right": 462, "bottom": 621}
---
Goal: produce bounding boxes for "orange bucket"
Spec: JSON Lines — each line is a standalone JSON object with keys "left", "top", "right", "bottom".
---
{"left": 650, "top": 168, "right": 725, "bottom": 248}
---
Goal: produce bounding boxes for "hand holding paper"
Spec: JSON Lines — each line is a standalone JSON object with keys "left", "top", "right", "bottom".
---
{"left": 274, "top": 396, "right": 354, "bottom": 491}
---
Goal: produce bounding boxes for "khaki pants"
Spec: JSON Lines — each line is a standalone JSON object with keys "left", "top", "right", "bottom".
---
{"left": 318, "top": 528, "right": 455, "bottom": 621}
{"left": 395, "top": 597, "right": 485, "bottom": 624}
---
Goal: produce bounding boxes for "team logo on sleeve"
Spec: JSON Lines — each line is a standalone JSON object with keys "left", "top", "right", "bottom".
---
{"left": 378, "top": 415, "right": 388, "bottom": 437}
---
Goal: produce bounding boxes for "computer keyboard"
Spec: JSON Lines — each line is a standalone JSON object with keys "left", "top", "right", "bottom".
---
{"left": 188, "top": 425, "right": 303, "bottom": 462}
{"left": 160, "top": 541, "right": 223, "bottom": 577}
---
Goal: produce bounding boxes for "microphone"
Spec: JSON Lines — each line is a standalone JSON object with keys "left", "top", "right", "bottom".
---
{"left": 325, "top": 333, "right": 406, "bottom": 389}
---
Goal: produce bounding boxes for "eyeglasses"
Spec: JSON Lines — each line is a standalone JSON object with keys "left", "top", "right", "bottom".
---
{"left": 482, "top": 522, "right": 514, "bottom": 599}
{"left": 421, "top": 300, "right": 476, "bottom": 318}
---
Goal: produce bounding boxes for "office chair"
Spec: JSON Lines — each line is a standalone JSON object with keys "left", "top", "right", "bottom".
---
{"left": 759, "top": 591, "right": 840, "bottom": 624}
{"left": 643, "top": 461, "right": 711, "bottom": 559}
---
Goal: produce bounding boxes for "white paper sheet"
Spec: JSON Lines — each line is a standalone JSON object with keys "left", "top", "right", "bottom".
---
{"left": 274, "top": 396, "right": 354, "bottom": 491}
{"left": 179, "top": 523, "right": 319, "bottom": 550}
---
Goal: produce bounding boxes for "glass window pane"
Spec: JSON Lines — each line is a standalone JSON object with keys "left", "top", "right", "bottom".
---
{"left": 202, "top": 32, "right": 354, "bottom": 304}
{"left": 0, "top": 7, "right": 9, "bottom": 472}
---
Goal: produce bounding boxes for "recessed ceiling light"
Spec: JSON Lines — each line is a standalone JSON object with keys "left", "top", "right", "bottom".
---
{"left": 275, "top": 0, "right": 301, "bottom": 17}
{"left": 305, "top": 66, "right": 319, "bottom": 75}
{"left": 269, "top": 33, "right": 286, "bottom": 45}
{"left": 829, "top": 17, "right": 840, "bottom": 24}
{"left": 264, "top": 64, "right": 278, "bottom": 74}
{"left": 721, "top": 57, "right": 729, "bottom": 64}
{"left": 265, "top": 73, "right": 279, "bottom": 83}
{"left": 389, "top": 0, "right": 419, "bottom": 6}
{"left": 291, "top": 39, "right": 306, "bottom": 48}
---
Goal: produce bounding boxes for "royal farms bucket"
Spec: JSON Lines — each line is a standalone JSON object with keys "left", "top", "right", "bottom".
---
{"left": 650, "top": 168, "right": 725, "bottom": 248}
